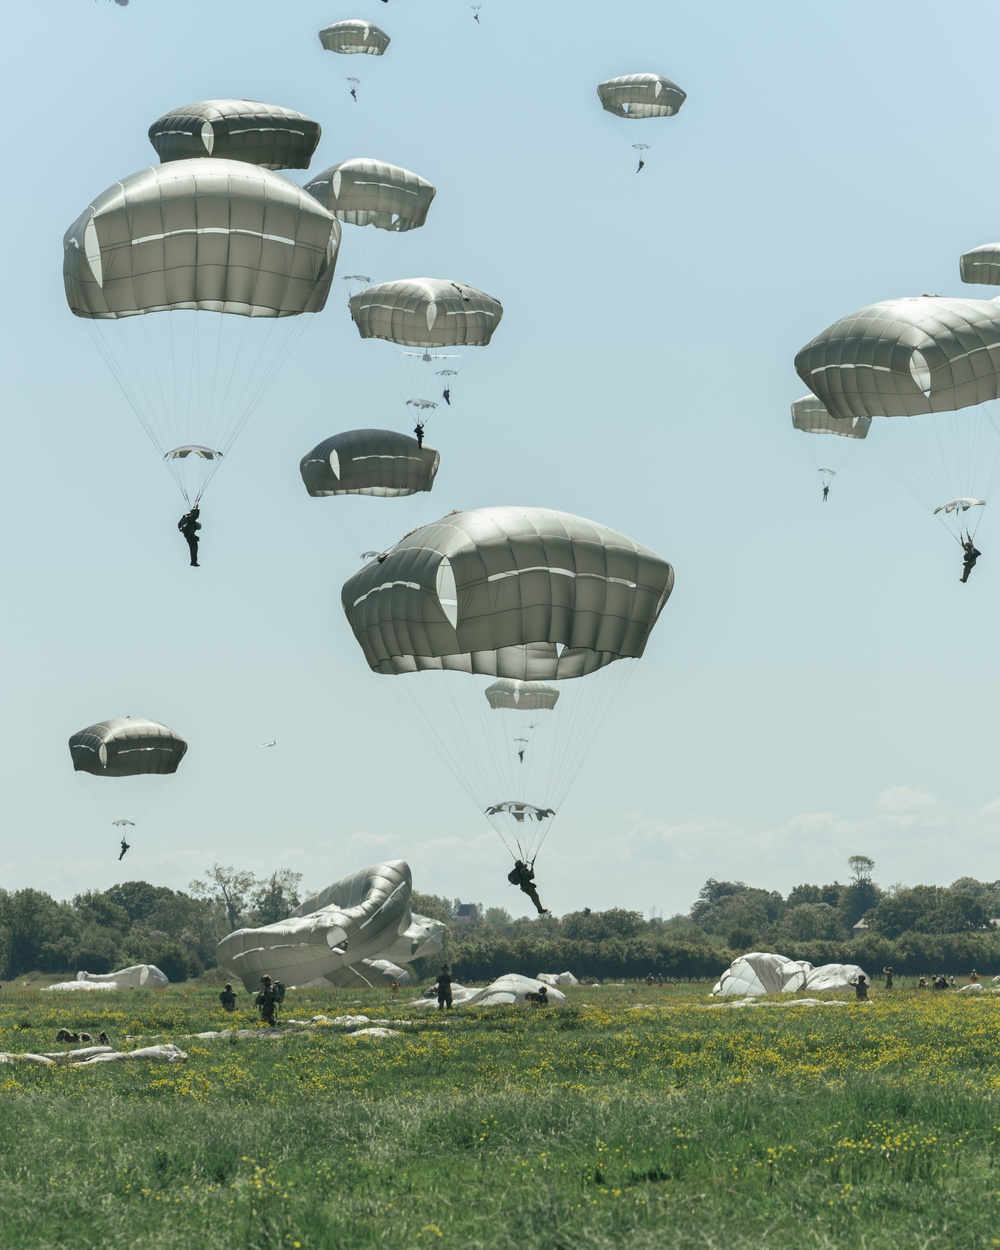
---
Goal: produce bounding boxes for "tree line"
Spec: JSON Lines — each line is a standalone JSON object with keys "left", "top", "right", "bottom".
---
{"left": 4, "top": 855, "right": 1000, "bottom": 984}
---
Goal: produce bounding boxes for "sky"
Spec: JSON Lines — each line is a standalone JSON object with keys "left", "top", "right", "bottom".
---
{"left": 3, "top": 1, "right": 1000, "bottom": 919}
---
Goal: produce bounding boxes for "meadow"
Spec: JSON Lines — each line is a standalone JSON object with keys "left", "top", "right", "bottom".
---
{"left": 1, "top": 980, "right": 999, "bottom": 1249}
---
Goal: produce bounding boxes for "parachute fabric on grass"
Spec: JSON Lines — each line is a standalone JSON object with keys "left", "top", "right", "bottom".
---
{"left": 960, "top": 244, "right": 1000, "bottom": 287}
{"left": 319, "top": 20, "right": 390, "bottom": 55}
{"left": 216, "top": 861, "right": 438, "bottom": 991}
{"left": 148, "top": 100, "right": 321, "bottom": 170}
{"left": 305, "top": 159, "right": 436, "bottom": 232}
{"left": 711, "top": 953, "right": 812, "bottom": 997}
{"left": 300, "top": 429, "right": 439, "bottom": 497}
{"left": 341, "top": 506, "right": 673, "bottom": 678}
{"left": 410, "top": 974, "right": 567, "bottom": 1008}
{"left": 74, "top": 965, "right": 169, "bottom": 990}
{"left": 64, "top": 160, "right": 341, "bottom": 502}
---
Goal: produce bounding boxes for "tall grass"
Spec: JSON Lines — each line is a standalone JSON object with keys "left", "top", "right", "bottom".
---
{"left": 1, "top": 984, "right": 998, "bottom": 1248}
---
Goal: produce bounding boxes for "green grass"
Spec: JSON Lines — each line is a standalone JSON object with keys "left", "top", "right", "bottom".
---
{"left": 1, "top": 982, "right": 1000, "bottom": 1247}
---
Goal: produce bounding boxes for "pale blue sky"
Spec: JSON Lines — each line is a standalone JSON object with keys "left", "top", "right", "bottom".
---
{"left": 3, "top": 1, "right": 1000, "bottom": 917}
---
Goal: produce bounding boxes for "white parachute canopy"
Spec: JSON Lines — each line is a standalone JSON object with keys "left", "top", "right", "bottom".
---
{"left": 411, "top": 973, "right": 566, "bottom": 1008}
{"left": 42, "top": 965, "right": 169, "bottom": 991}
{"left": 712, "top": 952, "right": 869, "bottom": 997}
{"left": 215, "top": 860, "right": 444, "bottom": 990}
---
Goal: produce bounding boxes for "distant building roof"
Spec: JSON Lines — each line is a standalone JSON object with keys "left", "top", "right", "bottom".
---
{"left": 852, "top": 916, "right": 869, "bottom": 933}
{"left": 454, "top": 903, "right": 478, "bottom": 923}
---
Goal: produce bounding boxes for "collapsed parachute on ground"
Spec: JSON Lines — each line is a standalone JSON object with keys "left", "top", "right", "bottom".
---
{"left": 342, "top": 506, "right": 674, "bottom": 679}
{"left": 69, "top": 719, "right": 187, "bottom": 777}
{"left": 75, "top": 965, "right": 169, "bottom": 990}
{"left": 216, "top": 861, "right": 444, "bottom": 991}
{"left": 305, "top": 159, "right": 435, "bottom": 232}
{"left": 300, "top": 429, "right": 439, "bottom": 497}
{"left": 411, "top": 974, "right": 567, "bottom": 1008}
{"left": 711, "top": 952, "right": 869, "bottom": 997}
{"left": 148, "top": 100, "right": 321, "bottom": 170}
{"left": 323, "top": 959, "right": 410, "bottom": 989}
{"left": 64, "top": 159, "right": 340, "bottom": 503}
{"left": 538, "top": 971, "right": 578, "bottom": 987}
{"left": 597, "top": 74, "right": 686, "bottom": 118}
{"left": 960, "top": 244, "right": 1000, "bottom": 286}
{"left": 319, "top": 20, "right": 390, "bottom": 55}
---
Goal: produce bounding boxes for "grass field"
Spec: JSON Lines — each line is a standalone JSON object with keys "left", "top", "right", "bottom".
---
{"left": 1, "top": 980, "right": 999, "bottom": 1248}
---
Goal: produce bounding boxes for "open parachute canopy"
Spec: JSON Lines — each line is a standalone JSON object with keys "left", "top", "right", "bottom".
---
{"left": 597, "top": 73, "right": 686, "bottom": 118}
{"left": 63, "top": 160, "right": 341, "bottom": 503}
{"left": 148, "top": 100, "right": 321, "bottom": 170}
{"left": 349, "top": 278, "right": 503, "bottom": 348}
{"left": 793, "top": 296, "right": 1000, "bottom": 422}
{"left": 69, "top": 717, "right": 188, "bottom": 831}
{"left": 69, "top": 718, "right": 188, "bottom": 777}
{"left": 791, "top": 395, "right": 871, "bottom": 439}
{"left": 341, "top": 506, "right": 674, "bottom": 678}
{"left": 305, "top": 158, "right": 436, "bottom": 232}
{"left": 301, "top": 428, "right": 440, "bottom": 498}
{"left": 341, "top": 507, "right": 672, "bottom": 864}
{"left": 795, "top": 296, "right": 1000, "bottom": 536}
{"left": 960, "top": 244, "right": 1000, "bottom": 287}
{"left": 319, "top": 20, "right": 390, "bottom": 55}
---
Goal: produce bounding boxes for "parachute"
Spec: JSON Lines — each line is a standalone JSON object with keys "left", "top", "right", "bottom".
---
{"left": 64, "top": 159, "right": 340, "bottom": 504}
{"left": 300, "top": 428, "right": 441, "bottom": 557}
{"left": 791, "top": 394, "right": 870, "bottom": 493}
{"left": 485, "top": 679, "right": 560, "bottom": 711}
{"left": 216, "top": 860, "right": 444, "bottom": 991}
{"left": 597, "top": 73, "right": 686, "bottom": 169}
{"left": 795, "top": 296, "right": 1000, "bottom": 540}
{"left": 349, "top": 278, "right": 502, "bottom": 421}
{"left": 148, "top": 100, "right": 321, "bottom": 170}
{"left": 305, "top": 159, "right": 435, "bottom": 232}
{"left": 319, "top": 21, "right": 391, "bottom": 55}
{"left": 960, "top": 244, "right": 1000, "bottom": 287}
{"left": 69, "top": 717, "right": 187, "bottom": 830}
{"left": 341, "top": 506, "right": 673, "bottom": 860}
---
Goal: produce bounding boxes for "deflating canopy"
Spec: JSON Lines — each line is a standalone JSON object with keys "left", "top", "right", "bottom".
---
{"left": 597, "top": 73, "right": 686, "bottom": 118}
{"left": 794, "top": 296, "right": 1000, "bottom": 421}
{"left": 319, "top": 20, "right": 391, "bottom": 55}
{"left": 485, "top": 679, "right": 561, "bottom": 711}
{"left": 300, "top": 428, "right": 440, "bottom": 497}
{"left": 791, "top": 395, "right": 871, "bottom": 438}
{"left": 148, "top": 100, "right": 321, "bottom": 170}
{"left": 63, "top": 159, "right": 341, "bottom": 320}
{"left": 349, "top": 278, "right": 503, "bottom": 348}
{"left": 69, "top": 718, "right": 188, "bottom": 778}
{"left": 305, "top": 158, "right": 436, "bottom": 232}
{"left": 960, "top": 244, "right": 1000, "bottom": 287}
{"left": 341, "top": 505, "right": 674, "bottom": 678}
{"left": 216, "top": 860, "right": 414, "bottom": 990}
